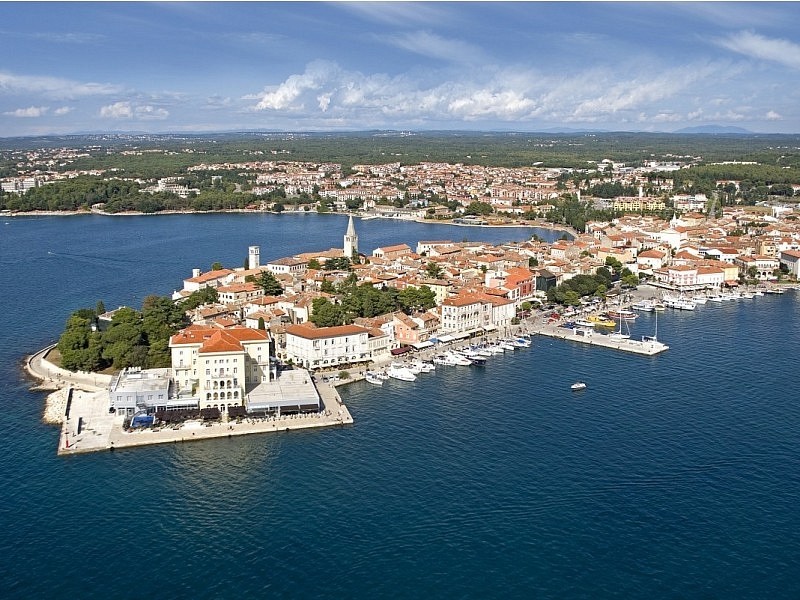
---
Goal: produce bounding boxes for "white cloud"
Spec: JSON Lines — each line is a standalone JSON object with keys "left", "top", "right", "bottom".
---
{"left": 204, "top": 95, "right": 233, "bottom": 109}
{"left": 340, "top": 3, "right": 451, "bottom": 27}
{"left": 0, "top": 71, "right": 121, "bottom": 99}
{"left": 99, "top": 101, "right": 169, "bottom": 120}
{"left": 382, "top": 31, "right": 486, "bottom": 65}
{"left": 766, "top": 110, "right": 782, "bottom": 121}
{"left": 716, "top": 31, "right": 800, "bottom": 70}
{"left": 3, "top": 106, "right": 48, "bottom": 117}
{"left": 0, "top": 30, "right": 105, "bottom": 44}
{"left": 53, "top": 106, "right": 73, "bottom": 116}
{"left": 247, "top": 60, "right": 755, "bottom": 127}
{"left": 252, "top": 61, "right": 335, "bottom": 110}
{"left": 135, "top": 105, "right": 169, "bottom": 120}
{"left": 99, "top": 101, "right": 133, "bottom": 119}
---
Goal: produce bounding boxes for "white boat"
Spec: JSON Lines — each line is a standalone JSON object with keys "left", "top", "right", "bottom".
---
{"left": 692, "top": 295, "right": 708, "bottom": 305}
{"left": 571, "top": 381, "right": 587, "bottom": 391}
{"left": 607, "top": 316, "right": 631, "bottom": 340}
{"left": 386, "top": 364, "right": 417, "bottom": 381}
{"left": 365, "top": 372, "right": 384, "bottom": 385}
{"left": 470, "top": 345, "right": 493, "bottom": 358}
{"left": 574, "top": 318, "right": 595, "bottom": 327}
{"left": 510, "top": 337, "right": 531, "bottom": 348}
{"left": 432, "top": 354, "right": 458, "bottom": 366}
{"left": 631, "top": 301, "right": 654, "bottom": 312}
{"left": 445, "top": 351, "right": 473, "bottom": 366}
{"left": 401, "top": 360, "right": 423, "bottom": 375}
{"left": 663, "top": 294, "right": 695, "bottom": 310}
{"left": 458, "top": 348, "right": 488, "bottom": 365}
{"left": 498, "top": 340, "right": 515, "bottom": 351}
{"left": 485, "top": 343, "right": 505, "bottom": 354}
{"left": 707, "top": 294, "right": 724, "bottom": 302}
{"left": 418, "top": 360, "right": 436, "bottom": 373}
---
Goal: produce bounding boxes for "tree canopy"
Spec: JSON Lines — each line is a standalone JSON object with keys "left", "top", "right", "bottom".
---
{"left": 56, "top": 294, "right": 190, "bottom": 372}
{"left": 309, "top": 282, "right": 436, "bottom": 327}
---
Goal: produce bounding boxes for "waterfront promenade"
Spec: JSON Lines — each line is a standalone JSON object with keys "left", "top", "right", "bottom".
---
{"left": 25, "top": 345, "right": 353, "bottom": 456}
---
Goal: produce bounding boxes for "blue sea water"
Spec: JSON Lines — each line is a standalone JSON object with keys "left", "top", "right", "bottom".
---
{"left": 2, "top": 214, "right": 800, "bottom": 599}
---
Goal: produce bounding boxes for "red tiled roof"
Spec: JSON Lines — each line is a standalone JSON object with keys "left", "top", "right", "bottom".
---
{"left": 284, "top": 324, "right": 369, "bottom": 340}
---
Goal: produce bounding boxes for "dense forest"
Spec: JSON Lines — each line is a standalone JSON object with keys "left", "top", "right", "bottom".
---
{"left": 4, "top": 131, "right": 800, "bottom": 173}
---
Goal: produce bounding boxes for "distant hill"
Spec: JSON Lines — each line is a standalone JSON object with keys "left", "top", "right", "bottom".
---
{"left": 673, "top": 125, "right": 753, "bottom": 134}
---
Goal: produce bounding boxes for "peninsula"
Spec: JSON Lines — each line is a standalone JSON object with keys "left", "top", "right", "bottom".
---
{"left": 24, "top": 203, "right": 800, "bottom": 456}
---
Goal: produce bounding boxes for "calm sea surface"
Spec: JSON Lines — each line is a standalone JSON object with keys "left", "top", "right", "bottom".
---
{"left": 2, "top": 213, "right": 799, "bottom": 599}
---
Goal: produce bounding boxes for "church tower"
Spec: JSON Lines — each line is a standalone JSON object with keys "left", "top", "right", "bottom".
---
{"left": 248, "top": 245, "right": 260, "bottom": 270}
{"left": 344, "top": 215, "right": 358, "bottom": 259}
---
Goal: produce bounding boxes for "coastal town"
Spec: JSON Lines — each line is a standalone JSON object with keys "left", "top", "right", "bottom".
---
{"left": 11, "top": 141, "right": 800, "bottom": 455}
{"left": 25, "top": 201, "right": 800, "bottom": 456}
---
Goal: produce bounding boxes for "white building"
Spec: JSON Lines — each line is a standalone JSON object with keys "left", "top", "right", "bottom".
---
{"left": 779, "top": 249, "right": 800, "bottom": 278}
{"left": 266, "top": 257, "right": 307, "bottom": 275}
{"left": 283, "top": 323, "right": 389, "bottom": 369}
{"left": 735, "top": 255, "right": 780, "bottom": 281}
{"left": 109, "top": 367, "right": 189, "bottom": 416}
{"left": 440, "top": 295, "right": 483, "bottom": 334}
{"left": 169, "top": 325, "right": 273, "bottom": 411}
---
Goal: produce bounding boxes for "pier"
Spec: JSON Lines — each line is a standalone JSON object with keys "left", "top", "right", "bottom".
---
{"left": 529, "top": 321, "right": 669, "bottom": 356}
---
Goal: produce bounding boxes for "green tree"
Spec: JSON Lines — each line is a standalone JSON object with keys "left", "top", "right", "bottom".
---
{"left": 324, "top": 256, "right": 352, "bottom": 271}
{"left": 398, "top": 285, "right": 436, "bottom": 313}
{"left": 310, "top": 297, "right": 345, "bottom": 327}
{"left": 464, "top": 201, "right": 494, "bottom": 216}
{"left": 181, "top": 286, "right": 219, "bottom": 310}
{"left": 255, "top": 270, "right": 284, "bottom": 296}
{"left": 425, "top": 261, "right": 443, "bottom": 279}
{"left": 307, "top": 258, "right": 322, "bottom": 270}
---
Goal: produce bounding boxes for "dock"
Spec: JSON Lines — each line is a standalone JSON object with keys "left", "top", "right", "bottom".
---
{"left": 530, "top": 322, "right": 669, "bottom": 356}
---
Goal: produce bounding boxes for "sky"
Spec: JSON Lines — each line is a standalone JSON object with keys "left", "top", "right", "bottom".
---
{"left": 2, "top": 1, "right": 800, "bottom": 137}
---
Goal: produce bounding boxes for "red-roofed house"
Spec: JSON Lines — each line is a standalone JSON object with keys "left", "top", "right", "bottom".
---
{"left": 283, "top": 323, "right": 390, "bottom": 369}
{"left": 372, "top": 243, "right": 412, "bottom": 260}
{"left": 169, "top": 325, "right": 272, "bottom": 410}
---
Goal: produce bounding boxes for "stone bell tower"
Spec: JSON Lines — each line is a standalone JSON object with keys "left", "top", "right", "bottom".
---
{"left": 343, "top": 215, "right": 358, "bottom": 258}
{"left": 248, "top": 245, "right": 260, "bottom": 270}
